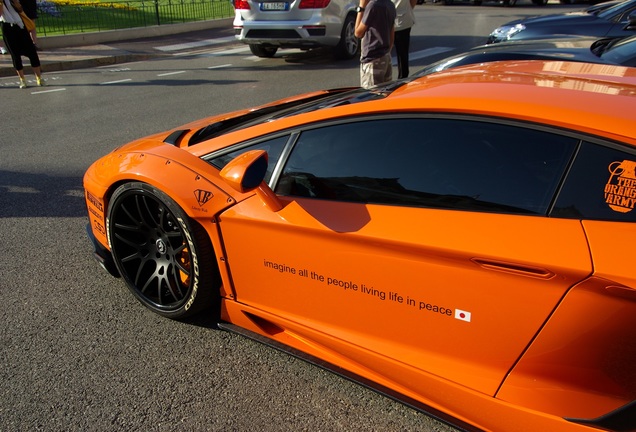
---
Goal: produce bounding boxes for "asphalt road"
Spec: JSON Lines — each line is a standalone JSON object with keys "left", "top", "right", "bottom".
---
{"left": 0, "top": 2, "right": 585, "bottom": 430}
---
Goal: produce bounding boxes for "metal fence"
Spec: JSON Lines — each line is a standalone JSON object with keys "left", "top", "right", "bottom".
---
{"left": 36, "top": 0, "right": 235, "bottom": 36}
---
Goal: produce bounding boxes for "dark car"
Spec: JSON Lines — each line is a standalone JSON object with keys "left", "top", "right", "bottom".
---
{"left": 487, "top": 0, "right": 636, "bottom": 43}
{"left": 416, "top": 34, "right": 636, "bottom": 76}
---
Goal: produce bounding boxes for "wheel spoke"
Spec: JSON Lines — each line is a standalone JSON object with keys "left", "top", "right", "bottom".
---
{"left": 167, "top": 267, "right": 185, "bottom": 301}
{"left": 120, "top": 250, "right": 143, "bottom": 264}
{"left": 114, "top": 232, "right": 145, "bottom": 249}
{"left": 119, "top": 203, "right": 139, "bottom": 226}
{"left": 139, "top": 267, "right": 157, "bottom": 294}
{"left": 174, "top": 258, "right": 190, "bottom": 276}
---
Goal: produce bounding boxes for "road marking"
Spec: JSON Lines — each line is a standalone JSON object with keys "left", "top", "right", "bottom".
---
{"left": 199, "top": 46, "right": 252, "bottom": 57}
{"left": 31, "top": 88, "right": 66, "bottom": 94}
{"left": 155, "top": 36, "right": 236, "bottom": 52}
{"left": 105, "top": 67, "right": 132, "bottom": 72}
{"left": 399, "top": 47, "right": 454, "bottom": 64}
{"left": 244, "top": 56, "right": 268, "bottom": 62}
{"left": 100, "top": 79, "right": 132, "bottom": 85}
{"left": 157, "top": 70, "right": 187, "bottom": 76}
{"left": 208, "top": 64, "right": 232, "bottom": 69}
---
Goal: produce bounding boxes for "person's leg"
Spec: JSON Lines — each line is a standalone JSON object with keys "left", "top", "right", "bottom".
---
{"left": 3, "top": 24, "right": 28, "bottom": 87}
{"left": 372, "top": 53, "right": 392, "bottom": 86}
{"left": 362, "top": 53, "right": 393, "bottom": 88}
{"left": 17, "top": 26, "right": 44, "bottom": 85}
{"left": 361, "top": 62, "right": 373, "bottom": 89}
{"left": 16, "top": 68, "right": 27, "bottom": 88}
{"left": 34, "top": 66, "right": 44, "bottom": 85}
{"left": 394, "top": 28, "right": 411, "bottom": 79}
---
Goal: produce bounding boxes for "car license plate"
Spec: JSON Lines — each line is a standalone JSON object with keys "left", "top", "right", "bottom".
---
{"left": 260, "top": 2, "right": 288, "bottom": 10}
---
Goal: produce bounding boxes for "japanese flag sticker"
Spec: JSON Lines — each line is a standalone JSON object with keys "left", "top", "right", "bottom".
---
{"left": 455, "top": 309, "right": 472, "bottom": 322}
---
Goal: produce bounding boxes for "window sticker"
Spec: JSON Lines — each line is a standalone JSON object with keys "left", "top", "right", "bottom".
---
{"left": 605, "top": 160, "right": 636, "bottom": 213}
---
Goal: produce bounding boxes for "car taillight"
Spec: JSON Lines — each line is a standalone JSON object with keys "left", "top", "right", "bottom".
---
{"left": 299, "top": 0, "right": 331, "bottom": 8}
{"left": 234, "top": 0, "right": 250, "bottom": 9}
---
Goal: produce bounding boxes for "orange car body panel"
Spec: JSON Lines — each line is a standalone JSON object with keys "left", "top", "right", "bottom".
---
{"left": 83, "top": 61, "right": 636, "bottom": 431}
{"left": 218, "top": 196, "right": 592, "bottom": 395}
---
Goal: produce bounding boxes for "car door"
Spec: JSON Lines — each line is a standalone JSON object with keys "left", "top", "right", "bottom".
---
{"left": 217, "top": 116, "right": 593, "bottom": 395}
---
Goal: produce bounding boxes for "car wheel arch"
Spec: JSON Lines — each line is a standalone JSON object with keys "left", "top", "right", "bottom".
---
{"left": 106, "top": 181, "right": 223, "bottom": 319}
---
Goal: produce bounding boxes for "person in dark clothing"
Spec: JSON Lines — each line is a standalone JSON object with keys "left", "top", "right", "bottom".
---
{"left": 0, "top": 0, "right": 44, "bottom": 88}
{"left": 392, "top": 0, "right": 416, "bottom": 78}
{"left": 354, "top": 0, "right": 396, "bottom": 89}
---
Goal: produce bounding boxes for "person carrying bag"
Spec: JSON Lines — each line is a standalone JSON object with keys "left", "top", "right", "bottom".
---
{"left": 0, "top": 0, "right": 44, "bottom": 88}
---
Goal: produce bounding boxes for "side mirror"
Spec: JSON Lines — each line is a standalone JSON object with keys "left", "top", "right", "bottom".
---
{"left": 220, "top": 150, "right": 283, "bottom": 211}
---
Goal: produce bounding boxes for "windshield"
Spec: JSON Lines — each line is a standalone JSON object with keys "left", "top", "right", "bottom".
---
{"left": 599, "top": 35, "right": 636, "bottom": 65}
{"left": 597, "top": 0, "right": 636, "bottom": 19}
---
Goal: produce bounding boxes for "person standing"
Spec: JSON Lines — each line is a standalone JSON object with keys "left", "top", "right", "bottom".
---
{"left": 0, "top": 0, "right": 44, "bottom": 88}
{"left": 392, "top": 0, "right": 416, "bottom": 78}
{"left": 354, "top": 0, "right": 396, "bottom": 89}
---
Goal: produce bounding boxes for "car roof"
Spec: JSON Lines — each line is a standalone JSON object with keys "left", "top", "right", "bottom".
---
{"left": 383, "top": 60, "right": 636, "bottom": 145}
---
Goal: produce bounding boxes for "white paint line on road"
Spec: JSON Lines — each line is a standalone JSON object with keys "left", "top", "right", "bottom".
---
{"left": 392, "top": 47, "right": 455, "bottom": 65}
{"left": 208, "top": 64, "right": 232, "bottom": 69}
{"left": 196, "top": 46, "right": 252, "bottom": 57}
{"left": 157, "top": 70, "right": 187, "bottom": 77}
{"left": 155, "top": 36, "right": 236, "bottom": 52}
{"left": 100, "top": 79, "right": 132, "bottom": 85}
{"left": 31, "top": 88, "right": 66, "bottom": 94}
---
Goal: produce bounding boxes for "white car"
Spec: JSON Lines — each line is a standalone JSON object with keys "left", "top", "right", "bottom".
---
{"left": 232, "top": 0, "right": 360, "bottom": 59}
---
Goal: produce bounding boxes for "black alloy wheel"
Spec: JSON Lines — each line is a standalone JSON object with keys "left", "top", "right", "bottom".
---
{"left": 108, "top": 182, "right": 218, "bottom": 319}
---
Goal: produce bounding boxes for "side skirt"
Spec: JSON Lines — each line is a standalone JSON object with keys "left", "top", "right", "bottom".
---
{"left": 566, "top": 400, "right": 636, "bottom": 432}
{"left": 217, "top": 321, "right": 482, "bottom": 432}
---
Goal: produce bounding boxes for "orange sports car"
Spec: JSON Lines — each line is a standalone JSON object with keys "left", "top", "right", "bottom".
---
{"left": 84, "top": 60, "right": 636, "bottom": 432}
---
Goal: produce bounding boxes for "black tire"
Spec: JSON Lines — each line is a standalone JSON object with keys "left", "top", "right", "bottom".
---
{"left": 108, "top": 182, "right": 219, "bottom": 319}
{"left": 559, "top": 0, "right": 572, "bottom": 3}
{"left": 474, "top": 0, "right": 482, "bottom": 5}
{"left": 333, "top": 14, "right": 359, "bottom": 60}
{"left": 532, "top": 0, "right": 547, "bottom": 4}
{"left": 249, "top": 44, "right": 278, "bottom": 58}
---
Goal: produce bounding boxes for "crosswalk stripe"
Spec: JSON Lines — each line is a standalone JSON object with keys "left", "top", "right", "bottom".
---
{"left": 155, "top": 36, "right": 236, "bottom": 52}
{"left": 393, "top": 47, "right": 454, "bottom": 65}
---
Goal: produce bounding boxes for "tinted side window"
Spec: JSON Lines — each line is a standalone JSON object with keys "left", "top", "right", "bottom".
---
{"left": 206, "top": 135, "right": 289, "bottom": 183}
{"left": 553, "top": 141, "right": 636, "bottom": 221}
{"left": 275, "top": 118, "right": 577, "bottom": 214}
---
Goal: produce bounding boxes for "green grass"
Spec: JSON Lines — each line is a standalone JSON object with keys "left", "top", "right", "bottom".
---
{"left": 37, "top": 0, "right": 234, "bottom": 36}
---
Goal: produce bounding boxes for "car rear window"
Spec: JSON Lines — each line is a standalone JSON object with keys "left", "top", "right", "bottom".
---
{"left": 552, "top": 141, "right": 636, "bottom": 222}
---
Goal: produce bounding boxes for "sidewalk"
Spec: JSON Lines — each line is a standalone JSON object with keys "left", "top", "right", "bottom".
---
{"left": 0, "top": 19, "right": 235, "bottom": 78}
